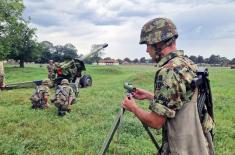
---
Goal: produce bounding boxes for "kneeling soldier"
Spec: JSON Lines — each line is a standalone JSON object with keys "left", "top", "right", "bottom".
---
{"left": 30, "top": 79, "right": 50, "bottom": 109}
{"left": 51, "top": 79, "right": 76, "bottom": 116}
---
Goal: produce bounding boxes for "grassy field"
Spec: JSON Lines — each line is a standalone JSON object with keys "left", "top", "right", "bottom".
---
{"left": 0, "top": 64, "right": 234, "bottom": 155}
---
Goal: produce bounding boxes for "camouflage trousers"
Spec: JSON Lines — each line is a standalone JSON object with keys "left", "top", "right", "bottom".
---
{"left": 31, "top": 101, "right": 49, "bottom": 109}
{"left": 53, "top": 100, "right": 71, "bottom": 116}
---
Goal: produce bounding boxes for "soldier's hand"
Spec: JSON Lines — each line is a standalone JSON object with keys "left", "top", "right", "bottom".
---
{"left": 132, "top": 88, "right": 154, "bottom": 100}
{"left": 121, "top": 96, "right": 138, "bottom": 112}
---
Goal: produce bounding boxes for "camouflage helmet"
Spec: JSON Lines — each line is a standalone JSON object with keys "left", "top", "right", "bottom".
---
{"left": 42, "top": 79, "right": 50, "bottom": 85}
{"left": 139, "top": 18, "right": 178, "bottom": 45}
{"left": 61, "top": 79, "right": 69, "bottom": 85}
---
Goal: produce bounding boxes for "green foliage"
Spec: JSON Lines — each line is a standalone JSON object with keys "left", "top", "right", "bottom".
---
{"left": 230, "top": 58, "right": 235, "bottom": 65}
{"left": 0, "top": 0, "right": 25, "bottom": 60}
{"left": 38, "top": 41, "right": 78, "bottom": 63}
{"left": 0, "top": 65, "right": 234, "bottom": 154}
{"left": 0, "top": 0, "right": 38, "bottom": 67}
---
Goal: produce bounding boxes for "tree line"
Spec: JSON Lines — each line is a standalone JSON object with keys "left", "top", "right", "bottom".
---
{"left": 1, "top": 0, "right": 234, "bottom": 67}
{"left": 115, "top": 55, "right": 235, "bottom": 66}
{"left": 0, "top": 0, "right": 79, "bottom": 67}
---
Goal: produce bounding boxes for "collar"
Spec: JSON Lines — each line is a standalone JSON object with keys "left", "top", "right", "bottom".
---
{"left": 155, "top": 50, "right": 184, "bottom": 68}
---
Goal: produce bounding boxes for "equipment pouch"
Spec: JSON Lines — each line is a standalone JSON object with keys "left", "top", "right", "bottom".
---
{"left": 202, "top": 113, "right": 215, "bottom": 133}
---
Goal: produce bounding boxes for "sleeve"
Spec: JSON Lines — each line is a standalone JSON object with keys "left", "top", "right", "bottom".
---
{"left": 149, "top": 67, "right": 192, "bottom": 118}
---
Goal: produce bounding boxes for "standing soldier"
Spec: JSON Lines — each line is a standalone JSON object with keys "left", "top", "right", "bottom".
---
{"left": 122, "top": 18, "right": 214, "bottom": 155}
{"left": 47, "top": 60, "right": 55, "bottom": 81}
{"left": 30, "top": 79, "right": 50, "bottom": 109}
{"left": 51, "top": 79, "right": 76, "bottom": 116}
{"left": 0, "top": 61, "right": 5, "bottom": 89}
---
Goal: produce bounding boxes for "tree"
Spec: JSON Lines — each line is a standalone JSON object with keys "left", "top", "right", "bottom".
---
{"left": 189, "top": 55, "right": 197, "bottom": 63}
{"left": 140, "top": 57, "right": 146, "bottom": 63}
{"left": 63, "top": 43, "right": 78, "bottom": 60}
{"left": 133, "top": 58, "right": 139, "bottom": 63}
{"left": 123, "top": 57, "right": 131, "bottom": 63}
{"left": 39, "top": 41, "right": 54, "bottom": 63}
{"left": 230, "top": 58, "right": 235, "bottom": 65}
{"left": 83, "top": 53, "right": 102, "bottom": 64}
{"left": 0, "top": 0, "right": 25, "bottom": 60}
{"left": 197, "top": 55, "right": 204, "bottom": 64}
{"left": 208, "top": 55, "right": 221, "bottom": 64}
{"left": 220, "top": 57, "right": 230, "bottom": 66}
{"left": 204, "top": 58, "right": 209, "bottom": 64}
{"left": 116, "top": 59, "right": 123, "bottom": 64}
{"left": 7, "top": 20, "right": 37, "bottom": 67}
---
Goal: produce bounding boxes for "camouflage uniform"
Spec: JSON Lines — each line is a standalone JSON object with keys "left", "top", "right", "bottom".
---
{"left": 51, "top": 79, "right": 76, "bottom": 116}
{"left": 30, "top": 80, "right": 50, "bottom": 109}
{"left": 140, "top": 18, "right": 214, "bottom": 155}
{"left": 47, "top": 60, "right": 55, "bottom": 80}
{"left": 150, "top": 50, "right": 198, "bottom": 118}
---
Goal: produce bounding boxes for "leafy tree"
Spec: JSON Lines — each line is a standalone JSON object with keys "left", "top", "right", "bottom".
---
{"left": 208, "top": 55, "right": 221, "bottom": 64}
{"left": 63, "top": 43, "right": 78, "bottom": 60}
{"left": 189, "top": 55, "right": 197, "bottom": 63}
{"left": 204, "top": 58, "right": 209, "bottom": 64}
{"left": 133, "top": 58, "right": 139, "bottom": 63}
{"left": 220, "top": 57, "right": 230, "bottom": 66}
{"left": 39, "top": 41, "right": 54, "bottom": 63}
{"left": 83, "top": 54, "right": 102, "bottom": 64}
{"left": 38, "top": 41, "right": 78, "bottom": 63}
{"left": 140, "top": 57, "right": 146, "bottom": 63}
{"left": 197, "top": 55, "right": 204, "bottom": 63}
{"left": 0, "top": 0, "right": 24, "bottom": 60}
{"left": 116, "top": 59, "right": 123, "bottom": 64}
{"left": 230, "top": 58, "right": 235, "bottom": 65}
{"left": 123, "top": 57, "right": 131, "bottom": 63}
{"left": 7, "top": 20, "right": 36, "bottom": 67}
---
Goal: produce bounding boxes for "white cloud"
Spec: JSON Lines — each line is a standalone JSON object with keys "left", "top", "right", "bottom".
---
{"left": 24, "top": 0, "right": 235, "bottom": 59}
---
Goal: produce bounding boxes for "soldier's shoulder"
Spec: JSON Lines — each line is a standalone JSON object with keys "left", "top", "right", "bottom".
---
{"left": 163, "top": 56, "right": 197, "bottom": 71}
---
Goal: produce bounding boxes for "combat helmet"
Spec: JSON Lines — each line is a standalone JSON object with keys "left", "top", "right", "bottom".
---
{"left": 61, "top": 79, "right": 69, "bottom": 85}
{"left": 139, "top": 18, "right": 178, "bottom": 45}
{"left": 42, "top": 79, "right": 50, "bottom": 85}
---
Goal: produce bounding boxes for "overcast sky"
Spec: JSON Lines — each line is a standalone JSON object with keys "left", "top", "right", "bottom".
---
{"left": 23, "top": 0, "right": 235, "bottom": 60}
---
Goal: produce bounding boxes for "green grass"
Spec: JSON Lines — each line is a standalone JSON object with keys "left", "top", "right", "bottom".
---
{"left": 0, "top": 64, "right": 234, "bottom": 155}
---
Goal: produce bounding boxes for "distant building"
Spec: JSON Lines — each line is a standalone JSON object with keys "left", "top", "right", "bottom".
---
{"left": 95, "top": 59, "right": 119, "bottom": 65}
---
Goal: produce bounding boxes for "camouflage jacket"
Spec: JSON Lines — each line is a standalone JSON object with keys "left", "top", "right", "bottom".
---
{"left": 149, "top": 50, "right": 198, "bottom": 117}
{"left": 60, "top": 85, "right": 75, "bottom": 98}
{"left": 149, "top": 50, "right": 214, "bottom": 154}
{"left": 30, "top": 85, "right": 50, "bottom": 103}
{"left": 53, "top": 84, "right": 75, "bottom": 104}
{"left": 47, "top": 64, "right": 55, "bottom": 74}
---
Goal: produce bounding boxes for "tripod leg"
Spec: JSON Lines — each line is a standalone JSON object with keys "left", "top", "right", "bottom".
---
{"left": 99, "top": 108, "right": 125, "bottom": 155}
{"left": 142, "top": 123, "right": 160, "bottom": 150}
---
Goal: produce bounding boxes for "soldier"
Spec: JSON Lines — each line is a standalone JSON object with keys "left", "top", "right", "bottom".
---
{"left": 30, "top": 79, "right": 50, "bottom": 109}
{"left": 47, "top": 60, "right": 55, "bottom": 81}
{"left": 122, "top": 18, "right": 214, "bottom": 155}
{"left": 51, "top": 79, "right": 76, "bottom": 116}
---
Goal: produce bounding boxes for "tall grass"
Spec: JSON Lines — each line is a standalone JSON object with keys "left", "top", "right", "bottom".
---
{"left": 0, "top": 64, "right": 234, "bottom": 154}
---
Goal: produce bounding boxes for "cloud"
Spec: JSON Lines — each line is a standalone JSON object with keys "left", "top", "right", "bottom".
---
{"left": 23, "top": 0, "right": 235, "bottom": 59}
